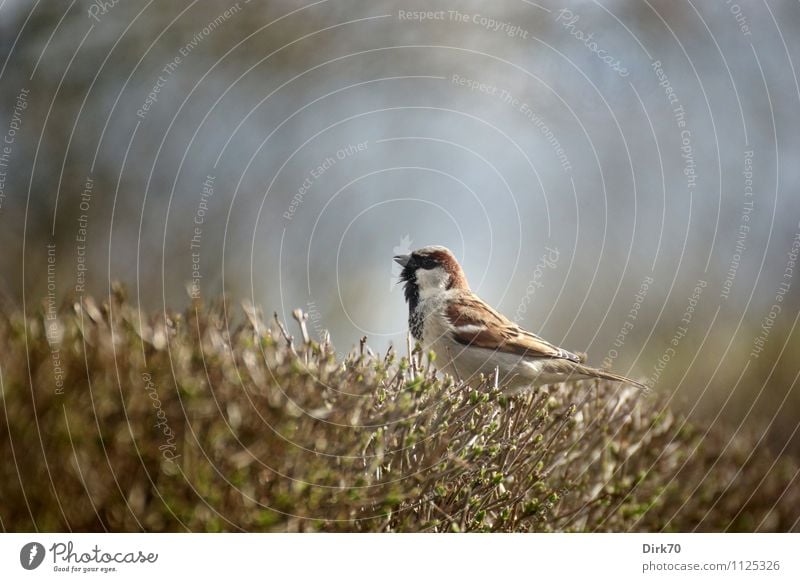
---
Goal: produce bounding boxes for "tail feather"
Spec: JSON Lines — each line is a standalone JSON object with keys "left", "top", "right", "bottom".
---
{"left": 538, "top": 358, "right": 648, "bottom": 390}
{"left": 575, "top": 363, "right": 648, "bottom": 390}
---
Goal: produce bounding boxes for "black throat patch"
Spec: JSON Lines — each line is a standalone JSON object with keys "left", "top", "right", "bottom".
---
{"left": 401, "top": 267, "right": 423, "bottom": 341}
{"left": 408, "top": 308, "right": 423, "bottom": 341}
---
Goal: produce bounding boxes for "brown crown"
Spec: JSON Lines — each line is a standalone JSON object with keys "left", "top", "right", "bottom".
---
{"left": 424, "top": 247, "right": 469, "bottom": 290}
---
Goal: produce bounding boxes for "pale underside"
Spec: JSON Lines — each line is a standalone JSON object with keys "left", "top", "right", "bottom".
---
{"left": 418, "top": 290, "right": 592, "bottom": 393}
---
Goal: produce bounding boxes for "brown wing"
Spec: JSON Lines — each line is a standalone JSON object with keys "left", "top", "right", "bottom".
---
{"left": 445, "top": 294, "right": 581, "bottom": 362}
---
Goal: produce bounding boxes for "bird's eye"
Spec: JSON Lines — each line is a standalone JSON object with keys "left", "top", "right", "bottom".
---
{"left": 417, "top": 257, "right": 437, "bottom": 270}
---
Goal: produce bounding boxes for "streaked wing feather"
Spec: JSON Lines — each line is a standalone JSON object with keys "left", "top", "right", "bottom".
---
{"left": 445, "top": 295, "right": 580, "bottom": 362}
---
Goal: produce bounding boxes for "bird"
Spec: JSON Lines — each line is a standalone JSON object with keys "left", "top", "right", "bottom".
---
{"left": 394, "top": 245, "right": 646, "bottom": 393}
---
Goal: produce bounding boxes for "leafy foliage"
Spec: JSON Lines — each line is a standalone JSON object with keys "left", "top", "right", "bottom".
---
{"left": 1, "top": 289, "right": 797, "bottom": 531}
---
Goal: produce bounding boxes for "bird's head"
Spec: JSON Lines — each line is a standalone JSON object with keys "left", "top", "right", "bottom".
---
{"left": 394, "top": 245, "right": 469, "bottom": 307}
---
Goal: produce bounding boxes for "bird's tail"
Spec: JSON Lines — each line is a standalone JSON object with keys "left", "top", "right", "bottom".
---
{"left": 573, "top": 363, "right": 649, "bottom": 391}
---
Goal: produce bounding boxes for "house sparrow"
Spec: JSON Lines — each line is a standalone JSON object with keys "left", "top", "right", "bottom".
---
{"left": 395, "top": 245, "right": 646, "bottom": 392}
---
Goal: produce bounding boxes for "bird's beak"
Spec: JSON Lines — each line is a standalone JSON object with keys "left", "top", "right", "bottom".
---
{"left": 393, "top": 254, "right": 411, "bottom": 267}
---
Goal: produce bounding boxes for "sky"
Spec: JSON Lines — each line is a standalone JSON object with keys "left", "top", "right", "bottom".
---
{"left": 1, "top": 1, "right": 799, "bottom": 435}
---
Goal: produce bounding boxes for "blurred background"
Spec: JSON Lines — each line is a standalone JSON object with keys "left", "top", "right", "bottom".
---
{"left": 1, "top": 0, "right": 798, "bottom": 454}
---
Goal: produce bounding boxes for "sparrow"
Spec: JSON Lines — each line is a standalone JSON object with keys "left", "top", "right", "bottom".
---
{"left": 394, "top": 245, "right": 646, "bottom": 392}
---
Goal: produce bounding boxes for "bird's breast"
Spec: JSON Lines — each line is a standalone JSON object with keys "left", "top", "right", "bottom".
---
{"left": 416, "top": 295, "right": 450, "bottom": 348}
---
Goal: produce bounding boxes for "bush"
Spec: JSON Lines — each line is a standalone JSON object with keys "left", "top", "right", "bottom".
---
{"left": 1, "top": 289, "right": 797, "bottom": 531}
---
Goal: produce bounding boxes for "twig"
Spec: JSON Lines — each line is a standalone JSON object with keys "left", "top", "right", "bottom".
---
{"left": 406, "top": 333, "right": 417, "bottom": 375}
{"left": 292, "top": 309, "right": 311, "bottom": 344}
{"left": 273, "top": 312, "right": 297, "bottom": 357}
